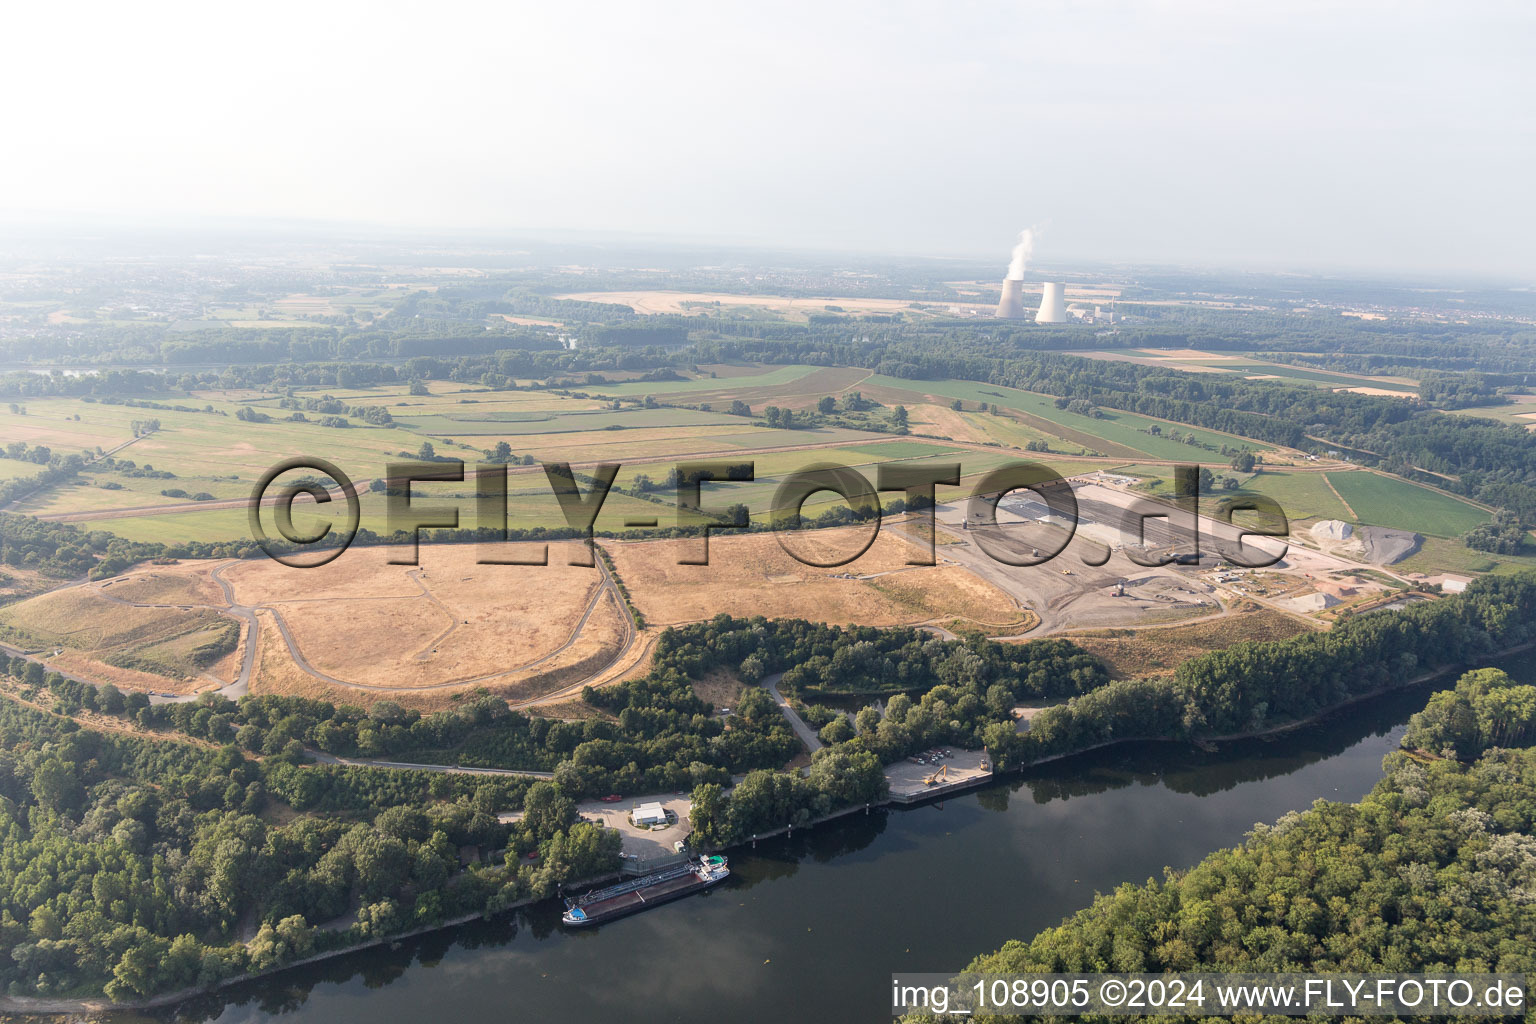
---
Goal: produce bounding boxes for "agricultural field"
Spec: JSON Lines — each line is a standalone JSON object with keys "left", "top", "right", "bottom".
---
{"left": 66, "top": 482, "right": 720, "bottom": 545}
{"left": 11, "top": 280, "right": 434, "bottom": 332}
{"left": 581, "top": 363, "right": 825, "bottom": 396}
{"left": 1324, "top": 471, "right": 1490, "bottom": 537}
{"left": 1227, "top": 361, "right": 1418, "bottom": 394}
{"left": 1, "top": 364, "right": 1508, "bottom": 581}
{"left": 603, "top": 526, "right": 1032, "bottom": 632}
{"left": 1066, "top": 349, "right": 1421, "bottom": 395}
{"left": 904, "top": 403, "right": 1072, "bottom": 450}
{"left": 553, "top": 290, "right": 991, "bottom": 322}
{"left": 859, "top": 374, "right": 1273, "bottom": 460}
{"left": 1394, "top": 534, "right": 1536, "bottom": 577}
{"left": 0, "top": 461, "right": 39, "bottom": 483}
{"left": 1443, "top": 392, "right": 1536, "bottom": 427}
{"left": 8, "top": 369, "right": 1119, "bottom": 543}
{"left": 1229, "top": 469, "right": 1356, "bottom": 525}
{"left": 1, "top": 394, "right": 427, "bottom": 520}
{"left": 581, "top": 364, "right": 876, "bottom": 412}
{"left": 394, "top": 406, "right": 746, "bottom": 435}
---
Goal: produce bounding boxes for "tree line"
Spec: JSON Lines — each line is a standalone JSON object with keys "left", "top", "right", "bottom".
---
{"left": 903, "top": 669, "right": 1536, "bottom": 1022}
{"left": 687, "top": 573, "right": 1536, "bottom": 846}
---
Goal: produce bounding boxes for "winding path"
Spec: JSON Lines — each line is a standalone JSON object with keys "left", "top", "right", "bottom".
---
{"left": 763, "top": 672, "right": 823, "bottom": 753}
{"left": 507, "top": 551, "right": 641, "bottom": 710}
{"left": 305, "top": 749, "right": 554, "bottom": 778}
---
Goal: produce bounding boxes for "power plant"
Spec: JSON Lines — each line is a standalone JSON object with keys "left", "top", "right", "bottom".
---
{"left": 995, "top": 278, "right": 1026, "bottom": 319}
{"left": 1035, "top": 281, "right": 1066, "bottom": 323}
{"left": 994, "top": 229, "right": 1034, "bottom": 319}
{"left": 992, "top": 230, "right": 1072, "bottom": 324}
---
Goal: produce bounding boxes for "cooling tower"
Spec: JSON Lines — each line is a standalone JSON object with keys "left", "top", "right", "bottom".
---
{"left": 995, "top": 278, "right": 1026, "bottom": 319}
{"left": 1035, "top": 282, "right": 1066, "bottom": 323}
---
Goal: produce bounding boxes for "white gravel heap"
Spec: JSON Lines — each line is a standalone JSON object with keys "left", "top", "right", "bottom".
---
{"left": 1311, "top": 519, "right": 1353, "bottom": 543}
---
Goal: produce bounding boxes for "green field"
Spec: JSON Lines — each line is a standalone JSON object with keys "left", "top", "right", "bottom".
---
{"left": 1222, "top": 361, "right": 1419, "bottom": 393}
{"left": 1098, "top": 465, "right": 1349, "bottom": 525}
{"left": 1395, "top": 534, "right": 1536, "bottom": 576}
{"left": 862, "top": 374, "right": 1270, "bottom": 460}
{"left": 1444, "top": 398, "right": 1536, "bottom": 426}
{"left": 1234, "top": 471, "right": 1355, "bottom": 524}
{"left": 0, "top": 460, "right": 42, "bottom": 482}
{"left": 1325, "top": 471, "right": 1490, "bottom": 537}
{"left": 396, "top": 406, "right": 746, "bottom": 436}
{"left": 581, "top": 364, "right": 822, "bottom": 397}
{"left": 1062, "top": 349, "right": 1421, "bottom": 395}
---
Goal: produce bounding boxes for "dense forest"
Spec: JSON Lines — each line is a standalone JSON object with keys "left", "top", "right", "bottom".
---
{"left": 903, "top": 668, "right": 1536, "bottom": 1023}
{"left": 0, "top": 688, "right": 617, "bottom": 1002}
{"left": 1402, "top": 666, "right": 1536, "bottom": 758}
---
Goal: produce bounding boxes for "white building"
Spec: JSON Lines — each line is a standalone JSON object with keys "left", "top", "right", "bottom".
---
{"left": 633, "top": 802, "right": 668, "bottom": 827}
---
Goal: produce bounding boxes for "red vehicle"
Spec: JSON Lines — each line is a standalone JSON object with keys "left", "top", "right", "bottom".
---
{"left": 600, "top": 794, "right": 623, "bottom": 803}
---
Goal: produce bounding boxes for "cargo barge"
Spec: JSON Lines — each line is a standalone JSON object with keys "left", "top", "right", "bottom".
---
{"left": 561, "top": 855, "right": 729, "bottom": 926}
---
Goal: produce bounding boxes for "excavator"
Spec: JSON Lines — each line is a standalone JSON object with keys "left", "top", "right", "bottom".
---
{"left": 924, "top": 764, "right": 949, "bottom": 786}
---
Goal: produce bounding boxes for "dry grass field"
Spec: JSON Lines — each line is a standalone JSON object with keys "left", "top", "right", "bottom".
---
{"left": 101, "top": 565, "right": 229, "bottom": 607}
{"left": 222, "top": 542, "right": 620, "bottom": 691}
{"left": 0, "top": 568, "right": 241, "bottom": 692}
{"left": 0, "top": 541, "right": 633, "bottom": 706}
{"left": 1067, "top": 605, "right": 1312, "bottom": 679}
{"left": 690, "top": 668, "right": 747, "bottom": 710}
{"left": 603, "top": 527, "right": 1026, "bottom": 628}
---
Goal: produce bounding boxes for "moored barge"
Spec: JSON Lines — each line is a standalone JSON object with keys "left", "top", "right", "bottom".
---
{"left": 561, "top": 856, "right": 729, "bottom": 926}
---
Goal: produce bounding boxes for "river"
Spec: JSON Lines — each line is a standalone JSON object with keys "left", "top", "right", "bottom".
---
{"left": 136, "top": 655, "right": 1531, "bottom": 1024}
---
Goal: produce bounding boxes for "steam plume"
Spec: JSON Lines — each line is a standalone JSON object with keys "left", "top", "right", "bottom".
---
{"left": 1005, "top": 228, "right": 1034, "bottom": 281}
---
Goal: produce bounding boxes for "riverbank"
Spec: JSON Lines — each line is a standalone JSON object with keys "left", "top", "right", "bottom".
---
{"left": 4, "top": 642, "right": 1524, "bottom": 1015}
{"left": 0, "top": 868, "right": 623, "bottom": 1016}
{"left": 715, "top": 644, "right": 1531, "bottom": 847}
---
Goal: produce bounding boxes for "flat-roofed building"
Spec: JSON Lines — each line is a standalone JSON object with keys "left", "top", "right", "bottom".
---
{"left": 633, "top": 802, "right": 668, "bottom": 827}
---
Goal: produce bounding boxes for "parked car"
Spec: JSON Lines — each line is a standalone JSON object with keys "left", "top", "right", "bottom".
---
{"left": 600, "top": 794, "right": 623, "bottom": 802}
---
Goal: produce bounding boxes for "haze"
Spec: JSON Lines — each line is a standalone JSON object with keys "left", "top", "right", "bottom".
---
{"left": 3, "top": 0, "right": 1532, "bottom": 275}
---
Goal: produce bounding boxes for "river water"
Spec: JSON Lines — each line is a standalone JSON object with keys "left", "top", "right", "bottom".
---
{"left": 141, "top": 657, "right": 1530, "bottom": 1024}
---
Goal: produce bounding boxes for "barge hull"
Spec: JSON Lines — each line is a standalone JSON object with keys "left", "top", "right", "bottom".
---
{"left": 564, "top": 874, "right": 715, "bottom": 926}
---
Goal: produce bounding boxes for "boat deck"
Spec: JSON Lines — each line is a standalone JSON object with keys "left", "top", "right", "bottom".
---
{"left": 580, "top": 872, "right": 703, "bottom": 916}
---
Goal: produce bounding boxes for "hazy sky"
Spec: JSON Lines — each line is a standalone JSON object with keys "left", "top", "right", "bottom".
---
{"left": 3, "top": 1, "right": 1532, "bottom": 275}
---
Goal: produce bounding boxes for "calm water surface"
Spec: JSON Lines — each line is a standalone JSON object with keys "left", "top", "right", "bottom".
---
{"left": 137, "top": 656, "right": 1531, "bottom": 1024}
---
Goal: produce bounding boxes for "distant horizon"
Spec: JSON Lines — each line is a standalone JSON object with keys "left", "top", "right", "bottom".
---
{"left": 2, "top": 210, "right": 1532, "bottom": 290}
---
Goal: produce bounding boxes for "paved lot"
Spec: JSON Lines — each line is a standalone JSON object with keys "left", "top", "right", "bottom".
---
{"left": 884, "top": 748, "right": 991, "bottom": 801}
{"left": 499, "top": 791, "right": 693, "bottom": 861}
{"left": 583, "top": 793, "right": 694, "bottom": 861}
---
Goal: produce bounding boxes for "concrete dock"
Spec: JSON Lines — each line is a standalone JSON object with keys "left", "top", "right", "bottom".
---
{"left": 883, "top": 748, "right": 993, "bottom": 803}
